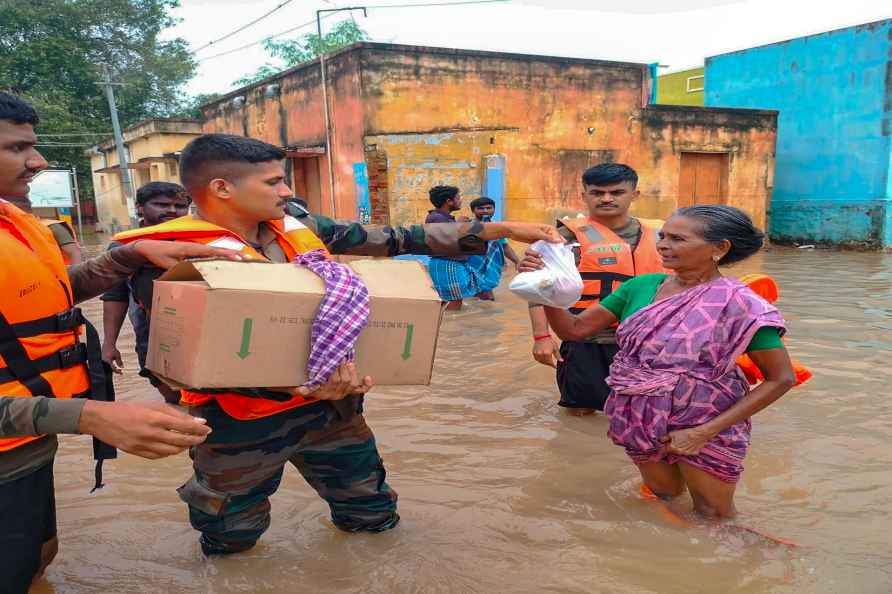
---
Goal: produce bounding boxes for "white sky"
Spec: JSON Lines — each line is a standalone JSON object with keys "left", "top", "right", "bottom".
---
{"left": 170, "top": 0, "right": 892, "bottom": 96}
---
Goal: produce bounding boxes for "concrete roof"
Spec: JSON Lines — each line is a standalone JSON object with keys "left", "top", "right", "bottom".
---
{"left": 201, "top": 41, "right": 651, "bottom": 110}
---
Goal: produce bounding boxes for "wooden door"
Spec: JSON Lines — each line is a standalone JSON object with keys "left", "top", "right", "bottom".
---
{"left": 291, "top": 157, "right": 323, "bottom": 214}
{"left": 678, "top": 152, "right": 729, "bottom": 207}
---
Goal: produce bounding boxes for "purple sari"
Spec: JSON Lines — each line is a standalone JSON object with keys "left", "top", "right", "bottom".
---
{"left": 604, "top": 277, "right": 785, "bottom": 483}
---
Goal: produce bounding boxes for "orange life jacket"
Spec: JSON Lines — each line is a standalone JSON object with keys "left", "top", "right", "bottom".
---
{"left": 114, "top": 214, "right": 330, "bottom": 420}
{"left": 0, "top": 201, "right": 91, "bottom": 451}
{"left": 559, "top": 217, "right": 666, "bottom": 314}
{"left": 736, "top": 273, "right": 812, "bottom": 387}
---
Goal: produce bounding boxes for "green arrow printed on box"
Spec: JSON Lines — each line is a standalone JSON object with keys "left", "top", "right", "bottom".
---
{"left": 401, "top": 324, "right": 414, "bottom": 361}
{"left": 237, "top": 318, "right": 253, "bottom": 359}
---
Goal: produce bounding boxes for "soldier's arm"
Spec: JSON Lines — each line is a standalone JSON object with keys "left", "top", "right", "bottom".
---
{"left": 305, "top": 213, "right": 560, "bottom": 257}
{"left": 68, "top": 241, "right": 243, "bottom": 303}
{"left": 67, "top": 246, "right": 147, "bottom": 303}
{"left": 0, "top": 396, "right": 85, "bottom": 437}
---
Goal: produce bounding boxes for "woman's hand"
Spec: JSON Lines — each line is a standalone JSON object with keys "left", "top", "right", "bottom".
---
{"left": 659, "top": 426, "right": 713, "bottom": 456}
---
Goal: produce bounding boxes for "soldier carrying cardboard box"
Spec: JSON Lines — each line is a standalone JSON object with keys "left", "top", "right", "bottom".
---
{"left": 114, "top": 133, "right": 562, "bottom": 556}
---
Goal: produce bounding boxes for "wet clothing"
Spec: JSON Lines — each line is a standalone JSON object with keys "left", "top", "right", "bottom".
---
{"left": 425, "top": 210, "right": 481, "bottom": 300}
{"left": 556, "top": 341, "right": 619, "bottom": 412}
{"left": 181, "top": 397, "right": 397, "bottom": 555}
{"left": 603, "top": 276, "right": 786, "bottom": 483}
{"left": 1, "top": 461, "right": 56, "bottom": 594}
{"left": 427, "top": 256, "right": 483, "bottom": 301}
{"left": 469, "top": 238, "right": 510, "bottom": 293}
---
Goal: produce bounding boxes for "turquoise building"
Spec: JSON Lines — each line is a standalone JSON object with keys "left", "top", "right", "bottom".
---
{"left": 705, "top": 20, "right": 892, "bottom": 249}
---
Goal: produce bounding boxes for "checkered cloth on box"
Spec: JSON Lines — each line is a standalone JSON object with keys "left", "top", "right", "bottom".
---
{"left": 293, "top": 250, "right": 370, "bottom": 390}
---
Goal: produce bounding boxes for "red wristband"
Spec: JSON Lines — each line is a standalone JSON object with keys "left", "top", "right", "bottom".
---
{"left": 533, "top": 334, "right": 551, "bottom": 341}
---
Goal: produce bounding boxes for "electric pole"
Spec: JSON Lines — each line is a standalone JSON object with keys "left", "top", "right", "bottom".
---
{"left": 99, "top": 63, "right": 137, "bottom": 227}
{"left": 317, "top": 6, "right": 366, "bottom": 218}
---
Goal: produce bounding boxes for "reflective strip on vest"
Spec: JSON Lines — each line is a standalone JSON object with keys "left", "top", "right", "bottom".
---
{"left": 207, "top": 236, "right": 249, "bottom": 251}
{"left": 282, "top": 214, "right": 308, "bottom": 232}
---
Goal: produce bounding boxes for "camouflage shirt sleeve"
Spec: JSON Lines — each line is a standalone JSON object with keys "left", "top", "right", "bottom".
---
{"left": 0, "top": 396, "right": 85, "bottom": 437}
{"left": 67, "top": 245, "right": 145, "bottom": 303}
{"left": 300, "top": 211, "right": 487, "bottom": 257}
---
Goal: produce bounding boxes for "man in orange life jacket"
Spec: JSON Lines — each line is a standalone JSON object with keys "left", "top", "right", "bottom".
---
{"left": 115, "top": 133, "right": 562, "bottom": 557}
{"left": 0, "top": 93, "right": 242, "bottom": 593}
{"left": 527, "top": 163, "right": 666, "bottom": 415}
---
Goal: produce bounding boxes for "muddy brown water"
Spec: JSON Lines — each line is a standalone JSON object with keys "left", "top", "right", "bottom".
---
{"left": 33, "top": 244, "right": 892, "bottom": 594}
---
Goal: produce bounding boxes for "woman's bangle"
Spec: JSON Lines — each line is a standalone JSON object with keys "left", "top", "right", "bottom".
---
{"left": 533, "top": 334, "right": 552, "bottom": 342}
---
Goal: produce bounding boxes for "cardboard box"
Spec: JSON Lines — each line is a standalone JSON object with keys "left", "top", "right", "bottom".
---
{"left": 147, "top": 259, "right": 444, "bottom": 389}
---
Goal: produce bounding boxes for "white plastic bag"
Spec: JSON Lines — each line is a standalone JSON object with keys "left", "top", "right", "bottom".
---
{"left": 509, "top": 240, "right": 583, "bottom": 308}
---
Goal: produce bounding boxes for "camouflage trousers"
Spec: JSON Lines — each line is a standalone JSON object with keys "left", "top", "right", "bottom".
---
{"left": 177, "top": 397, "right": 399, "bottom": 555}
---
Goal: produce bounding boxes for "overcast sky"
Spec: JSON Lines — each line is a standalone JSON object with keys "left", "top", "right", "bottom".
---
{"left": 169, "top": 0, "right": 892, "bottom": 96}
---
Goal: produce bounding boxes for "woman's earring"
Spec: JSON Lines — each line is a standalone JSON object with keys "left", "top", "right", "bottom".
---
{"left": 713, "top": 255, "right": 721, "bottom": 263}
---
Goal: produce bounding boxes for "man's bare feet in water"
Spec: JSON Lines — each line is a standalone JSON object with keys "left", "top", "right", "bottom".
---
{"left": 566, "top": 408, "right": 598, "bottom": 416}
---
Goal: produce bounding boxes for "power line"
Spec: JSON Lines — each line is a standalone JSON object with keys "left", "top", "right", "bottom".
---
{"left": 193, "top": 0, "right": 296, "bottom": 53}
{"left": 195, "top": 0, "right": 509, "bottom": 63}
{"left": 196, "top": 13, "right": 338, "bottom": 63}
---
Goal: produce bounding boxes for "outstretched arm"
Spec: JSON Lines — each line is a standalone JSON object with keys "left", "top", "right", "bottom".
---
{"left": 544, "top": 304, "right": 618, "bottom": 342}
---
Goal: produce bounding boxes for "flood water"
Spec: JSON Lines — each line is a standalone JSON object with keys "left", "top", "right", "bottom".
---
{"left": 34, "top": 245, "right": 892, "bottom": 594}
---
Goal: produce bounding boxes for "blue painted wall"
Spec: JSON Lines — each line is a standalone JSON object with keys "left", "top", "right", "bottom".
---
{"left": 705, "top": 20, "right": 892, "bottom": 248}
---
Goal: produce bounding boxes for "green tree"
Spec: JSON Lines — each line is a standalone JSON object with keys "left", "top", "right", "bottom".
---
{"left": 0, "top": 0, "right": 195, "bottom": 206}
{"left": 175, "top": 92, "right": 222, "bottom": 120}
{"left": 233, "top": 20, "right": 369, "bottom": 87}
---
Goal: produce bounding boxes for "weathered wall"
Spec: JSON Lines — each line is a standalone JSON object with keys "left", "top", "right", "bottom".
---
{"left": 636, "top": 105, "right": 777, "bottom": 228}
{"left": 656, "top": 67, "right": 705, "bottom": 106}
{"left": 202, "top": 53, "right": 365, "bottom": 218}
{"left": 200, "top": 43, "right": 777, "bottom": 232}
{"left": 705, "top": 20, "right": 892, "bottom": 248}
{"left": 358, "top": 45, "right": 649, "bottom": 225}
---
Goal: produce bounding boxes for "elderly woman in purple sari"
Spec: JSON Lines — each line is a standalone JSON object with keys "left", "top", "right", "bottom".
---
{"left": 532, "top": 205, "right": 797, "bottom": 519}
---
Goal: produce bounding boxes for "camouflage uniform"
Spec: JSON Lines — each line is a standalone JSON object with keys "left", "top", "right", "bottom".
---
{"left": 130, "top": 212, "right": 489, "bottom": 555}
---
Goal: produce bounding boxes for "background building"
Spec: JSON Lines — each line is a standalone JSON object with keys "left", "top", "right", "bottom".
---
{"left": 656, "top": 67, "right": 705, "bottom": 106}
{"left": 87, "top": 118, "right": 202, "bottom": 232}
{"left": 705, "top": 19, "right": 892, "bottom": 249}
{"left": 201, "top": 43, "right": 778, "bottom": 230}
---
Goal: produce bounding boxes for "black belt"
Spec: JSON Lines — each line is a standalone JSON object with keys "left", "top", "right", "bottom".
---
{"left": 9, "top": 308, "right": 86, "bottom": 339}
{"left": 0, "top": 342, "right": 88, "bottom": 385}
